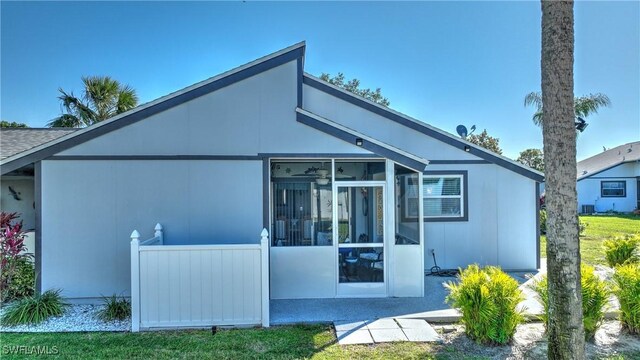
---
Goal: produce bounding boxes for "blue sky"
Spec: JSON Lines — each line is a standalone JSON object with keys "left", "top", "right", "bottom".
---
{"left": 1, "top": 1, "right": 638, "bottom": 160}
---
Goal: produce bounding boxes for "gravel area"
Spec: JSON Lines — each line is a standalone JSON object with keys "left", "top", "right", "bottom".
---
{"left": 433, "top": 321, "right": 640, "bottom": 359}
{"left": 0, "top": 304, "right": 130, "bottom": 332}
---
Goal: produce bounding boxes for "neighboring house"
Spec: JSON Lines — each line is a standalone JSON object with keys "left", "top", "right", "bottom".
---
{"left": 577, "top": 141, "right": 640, "bottom": 214}
{"left": 0, "top": 42, "right": 543, "bottom": 301}
{"left": 1, "top": 128, "right": 78, "bottom": 253}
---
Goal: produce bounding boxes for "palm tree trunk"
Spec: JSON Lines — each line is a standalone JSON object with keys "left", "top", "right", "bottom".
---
{"left": 541, "top": 1, "right": 585, "bottom": 358}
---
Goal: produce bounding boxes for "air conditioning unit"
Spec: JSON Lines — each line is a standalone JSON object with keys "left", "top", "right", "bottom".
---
{"left": 582, "top": 204, "right": 595, "bottom": 214}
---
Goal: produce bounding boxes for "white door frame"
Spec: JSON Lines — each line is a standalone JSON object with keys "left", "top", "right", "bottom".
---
{"left": 333, "top": 180, "right": 387, "bottom": 297}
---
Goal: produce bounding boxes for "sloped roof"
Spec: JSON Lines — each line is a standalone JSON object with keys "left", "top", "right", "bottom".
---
{"left": 0, "top": 41, "right": 543, "bottom": 182}
{"left": 1, "top": 128, "right": 78, "bottom": 160}
{"left": 0, "top": 42, "right": 306, "bottom": 175}
{"left": 577, "top": 141, "right": 640, "bottom": 180}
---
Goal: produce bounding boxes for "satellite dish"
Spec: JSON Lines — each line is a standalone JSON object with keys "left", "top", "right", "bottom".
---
{"left": 456, "top": 125, "right": 468, "bottom": 138}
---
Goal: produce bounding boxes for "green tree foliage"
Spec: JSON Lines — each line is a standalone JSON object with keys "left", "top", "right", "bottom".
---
{"left": 48, "top": 76, "right": 138, "bottom": 128}
{"left": 524, "top": 91, "right": 611, "bottom": 128}
{"left": 319, "top": 72, "right": 390, "bottom": 107}
{"left": 517, "top": 148, "right": 544, "bottom": 172}
{"left": 0, "top": 121, "right": 28, "bottom": 128}
{"left": 466, "top": 129, "right": 503, "bottom": 155}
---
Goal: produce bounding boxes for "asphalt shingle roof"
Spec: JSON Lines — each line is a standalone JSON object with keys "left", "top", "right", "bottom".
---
{"left": 577, "top": 141, "right": 640, "bottom": 180}
{"left": 0, "top": 128, "right": 78, "bottom": 160}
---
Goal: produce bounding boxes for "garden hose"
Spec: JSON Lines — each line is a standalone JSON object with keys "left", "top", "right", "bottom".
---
{"left": 426, "top": 250, "right": 459, "bottom": 277}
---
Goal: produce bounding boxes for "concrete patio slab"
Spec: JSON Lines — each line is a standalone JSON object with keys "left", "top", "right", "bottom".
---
{"left": 336, "top": 329, "right": 374, "bottom": 345}
{"left": 334, "top": 320, "right": 367, "bottom": 332}
{"left": 370, "top": 328, "right": 408, "bottom": 343}
{"left": 396, "top": 318, "right": 431, "bottom": 329}
{"left": 366, "top": 318, "right": 399, "bottom": 330}
{"left": 402, "top": 326, "right": 442, "bottom": 342}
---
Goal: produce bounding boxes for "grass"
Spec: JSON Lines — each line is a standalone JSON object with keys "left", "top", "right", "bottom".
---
{"left": 540, "top": 214, "right": 640, "bottom": 266}
{"left": 1, "top": 325, "right": 638, "bottom": 359}
{"left": 0, "top": 326, "right": 461, "bottom": 360}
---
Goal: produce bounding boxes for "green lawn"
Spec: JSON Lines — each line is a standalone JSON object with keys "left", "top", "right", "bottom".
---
{"left": 540, "top": 214, "right": 640, "bottom": 266}
{"left": 0, "top": 326, "right": 468, "bottom": 360}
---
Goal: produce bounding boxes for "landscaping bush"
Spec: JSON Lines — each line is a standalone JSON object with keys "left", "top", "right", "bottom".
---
{"left": 0, "top": 212, "right": 34, "bottom": 303}
{"left": 612, "top": 263, "right": 640, "bottom": 334}
{"left": 445, "top": 264, "right": 524, "bottom": 345}
{"left": 3, "top": 257, "right": 35, "bottom": 301}
{"left": 539, "top": 209, "right": 547, "bottom": 234}
{"left": 1, "top": 289, "right": 69, "bottom": 325}
{"left": 532, "top": 264, "right": 610, "bottom": 340}
{"left": 603, "top": 235, "right": 639, "bottom": 267}
{"left": 97, "top": 294, "right": 131, "bottom": 321}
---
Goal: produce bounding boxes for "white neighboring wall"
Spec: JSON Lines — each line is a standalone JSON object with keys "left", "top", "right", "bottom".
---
{"left": 0, "top": 177, "right": 35, "bottom": 230}
{"left": 577, "top": 162, "right": 640, "bottom": 213}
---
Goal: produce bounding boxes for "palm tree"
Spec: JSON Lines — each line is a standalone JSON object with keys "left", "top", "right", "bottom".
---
{"left": 541, "top": 1, "right": 585, "bottom": 358}
{"left": 48, "top": 76, "right": 138, "bottom": 128}
{"left": 524, "top": 91, "right": 610, "bottom": 127}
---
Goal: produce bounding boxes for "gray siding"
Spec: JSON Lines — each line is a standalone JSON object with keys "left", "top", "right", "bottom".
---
{"left": 41, "top": 160, "right": 262, "bottom": 298}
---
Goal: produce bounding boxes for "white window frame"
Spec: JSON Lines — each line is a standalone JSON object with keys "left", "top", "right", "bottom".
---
{"left": 422, "top": 174, "right": 465, "bottom": 219}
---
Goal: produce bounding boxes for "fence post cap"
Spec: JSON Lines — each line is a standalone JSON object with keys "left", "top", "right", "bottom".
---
{"left": 261, "top": 228, "right": 269, "bottom": 237}
{"left": 130, "top": 230, "right": 140, "bottom": 239}
{"left": 154, "top": 223, "right": 163, "bottom": 232}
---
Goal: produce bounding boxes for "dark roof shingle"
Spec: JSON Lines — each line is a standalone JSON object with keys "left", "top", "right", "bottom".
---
{"left": 0, "top": 128, "right": 78, "bottom": 160}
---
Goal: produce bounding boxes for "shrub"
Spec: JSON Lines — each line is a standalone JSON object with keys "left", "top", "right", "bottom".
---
{"left": 603, "top": 235, "right": 639, "bottom": 268}
{"left": 445, "top": 264, "right": 524, "bottom": 345}
{"left": 612, "top": 263, "right": 640, "bottom": 334}
{"left": 531, "top": 265, "right": 610, "bottom": 340}
{"left": 4, "top": 257, "right": 35, "bottom": 301}
{"left": 539, "top": 210, "right": 547, "bottom": 234}
{"left": 1, "top": 289, "right": 69, "bottom": 325}
{"left": 97, "top": 294, "right": 131, "bottom": 321}
{"left": 0, "top": 212, "right": 33, "bottom": 303}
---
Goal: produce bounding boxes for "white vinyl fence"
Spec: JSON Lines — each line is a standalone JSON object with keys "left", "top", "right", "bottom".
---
{"left": 130, "top": 224, "right": 270, "bottom": 331}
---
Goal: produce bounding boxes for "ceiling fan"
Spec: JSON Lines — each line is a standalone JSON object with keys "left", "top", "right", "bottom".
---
{"left": 290, "top": 163, "right": 350, "bottom": 185}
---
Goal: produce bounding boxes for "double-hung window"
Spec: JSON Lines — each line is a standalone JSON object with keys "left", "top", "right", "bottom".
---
{"left": 423, "top": 174, "right": 465, "bottom": 219}
{"left": 601, "top": 181, "right": 626, "bottom": 197}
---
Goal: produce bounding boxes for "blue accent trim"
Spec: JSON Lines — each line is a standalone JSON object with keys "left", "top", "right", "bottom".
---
{"left": 297, "top": 57, "right": 303, "bottom": 108}
{"left": 48, "top": 155, "right": 262, "bottom": 161}
{"left": 296, "top": 112, "right": 427, "bottom": 172}
{"left": 258, "top": 153, "right": 380, "bottom": 159}
{"left": 428, "top": 160, "right": 490, "bottom": 165}
{"left": 1, "top": 45, "right": 305, "bottom": 175}
{"left": 303, "top": 75, "right": 544, "bottom": 182}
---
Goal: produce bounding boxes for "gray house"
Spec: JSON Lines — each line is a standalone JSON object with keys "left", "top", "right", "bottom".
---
{"left": 576, "top": 141, "right": 640, "bottom": 214}
{"left": 0, "top": 42, "right": 543, "bottom": 301}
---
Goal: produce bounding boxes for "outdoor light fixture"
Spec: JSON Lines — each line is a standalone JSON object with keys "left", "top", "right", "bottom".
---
{"left": 575, "top": 117, "right": 589, "bottom": 132}
{"left": 464, "top": 145, "right": 471, "bottom": 152}
{"left": 355, "top": 138, "right": 364, "bottom": 146}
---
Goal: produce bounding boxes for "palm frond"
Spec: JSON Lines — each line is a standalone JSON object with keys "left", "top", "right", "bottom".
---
{"left": 47, "top": 114, "right": 83, "bottom": 128}
{"left": 115, "top": 85, "right": 139, "bottom": 114}
{"left": 524, "top": 92, "right": 543, "bottom": 109}
{"left": 574, "top": 93, "right": 611, "bottom": 118}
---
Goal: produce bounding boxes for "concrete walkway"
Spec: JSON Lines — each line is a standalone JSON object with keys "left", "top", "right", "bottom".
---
{"left": 334, "top": 318, "right": 442, "bottom": 345}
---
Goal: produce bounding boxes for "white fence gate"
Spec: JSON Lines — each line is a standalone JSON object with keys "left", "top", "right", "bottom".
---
{"left": 130, "top": 224, "right": 270, "bottom": 331}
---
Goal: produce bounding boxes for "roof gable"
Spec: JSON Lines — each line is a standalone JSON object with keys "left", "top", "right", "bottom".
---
{"left": 577, "top": 141, "right": 640, "bottom": 180}
{"left": 1, "top": 42, "right": 306, "bottom": 175}
{"left": 302, "top": 73, "right": 544, "bottom": 182}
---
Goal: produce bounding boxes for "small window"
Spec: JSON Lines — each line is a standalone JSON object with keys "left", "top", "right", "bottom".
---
{"left": 423, "top": 175, "right": 465, "bottom": 218}
{"left": 601, "top": 181, "right": 626, "bottom": 197}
